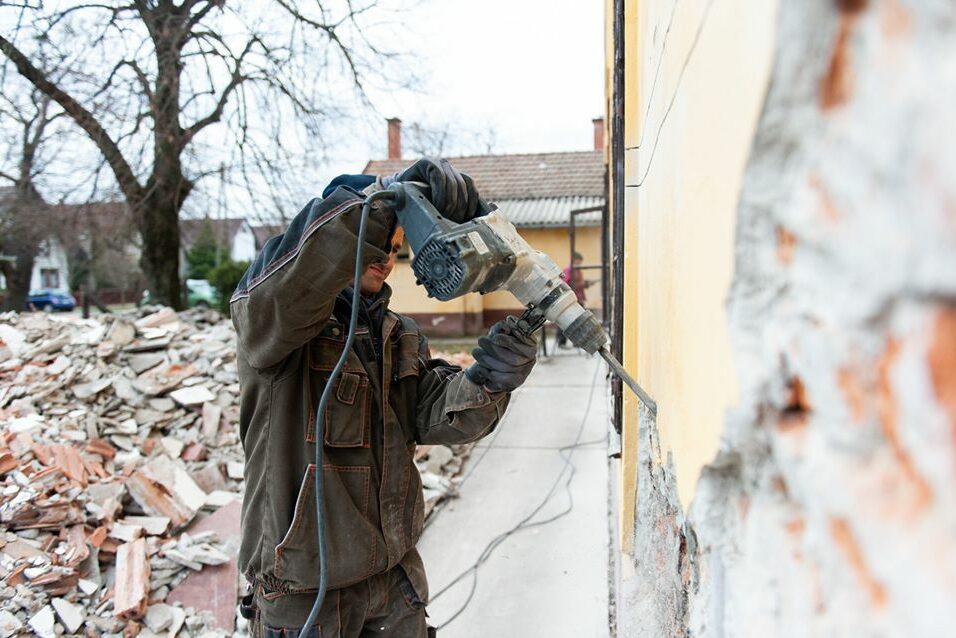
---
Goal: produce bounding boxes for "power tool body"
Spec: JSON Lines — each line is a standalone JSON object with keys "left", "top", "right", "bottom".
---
{"left": 385, "top": 182, "right": 655, "bottom": 414}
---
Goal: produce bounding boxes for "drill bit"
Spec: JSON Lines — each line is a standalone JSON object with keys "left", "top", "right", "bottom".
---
{"left": 599, "top": 347, "right": 658, "bottom": 417}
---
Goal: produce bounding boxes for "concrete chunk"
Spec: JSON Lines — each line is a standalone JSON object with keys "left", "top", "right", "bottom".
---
{"left": 27, "top": 606, "right": 55, "bottom": 638}
{"left": 51, "top": 597, "right": 85, "bottom": 633}
{"left": 127, "top": 455, "right": 206, "bottom": 529}
{"left": 169, "top": 385, "right": 216, "bottom": 406}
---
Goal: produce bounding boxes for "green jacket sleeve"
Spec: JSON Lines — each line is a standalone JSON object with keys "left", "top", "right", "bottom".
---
{"left": 230, "top": 187, "right": 393, "bottom": 370}
{"left": 414, "top": 337, "right": 510, "bottom": 445}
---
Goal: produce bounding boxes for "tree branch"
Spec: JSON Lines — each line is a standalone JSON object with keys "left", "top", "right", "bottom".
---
{"left": 181, "top": 37, "right": 254, "bottom": 145}
{"left": 0, "top": 34, "right": 144, "bottom": 203}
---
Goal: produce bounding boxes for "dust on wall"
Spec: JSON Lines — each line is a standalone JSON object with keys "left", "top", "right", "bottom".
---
{"left": 620, "top": 1, "right": 956, "bottom": 636}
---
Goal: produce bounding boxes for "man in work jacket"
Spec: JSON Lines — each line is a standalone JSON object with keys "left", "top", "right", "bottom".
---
{"left": 231, "top": 159, "right": 538, "bottom": 637}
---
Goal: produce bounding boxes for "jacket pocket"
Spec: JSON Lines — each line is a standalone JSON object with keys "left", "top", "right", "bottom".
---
{"left": 305, "top": 372, "right": 372, "bottom": 448}
{"left": 305, "top": 371, "right": 371, "bottom": 447}
{"left": 309, "top": 324, "right": 367, "bottom": 375}
{"left": 273, "top": 464, "right": 377, "bottom": 590}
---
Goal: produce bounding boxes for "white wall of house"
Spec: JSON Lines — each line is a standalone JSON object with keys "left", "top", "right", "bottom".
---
{"left": 30, "top": 238, "right": 71, "bottom": 291}
{"left": 231, "top": 222, "right": 256, "bottom": 262}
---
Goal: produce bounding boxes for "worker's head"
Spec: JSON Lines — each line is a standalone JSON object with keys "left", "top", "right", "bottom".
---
{"left": 360, "top": 226, "right": 405, "bottom": 295}
{"left": 573, "top": 251, "right": 584, "bottom": 266}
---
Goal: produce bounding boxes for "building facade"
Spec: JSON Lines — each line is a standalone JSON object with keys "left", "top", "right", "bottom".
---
{"left": 606, "top": 1, "right": 956, "bottom": 636}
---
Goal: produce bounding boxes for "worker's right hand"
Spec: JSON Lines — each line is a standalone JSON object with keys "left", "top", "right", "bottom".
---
{"left": 466, "top": 316, "right": 538, "bottom": 393}
{"left": 381, "top": 158, "right": 480, "bottom": 224}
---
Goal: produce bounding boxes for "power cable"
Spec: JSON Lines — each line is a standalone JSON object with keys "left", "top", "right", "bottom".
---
{"left": 626, "top": 0, "right": 717, "bottom": 189}
{"left": 430, "top": 362, "right": 605, "bottom": 630}
{"left": 304, "top": 189, "right": 395, "bottom": 630}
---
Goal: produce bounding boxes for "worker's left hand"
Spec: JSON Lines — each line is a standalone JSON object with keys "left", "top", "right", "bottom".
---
{"left": 381, "top": 158, "right": 481, "bottom": 224}
{"left": 467, "top": 316, "right": 538, "bottom": 393}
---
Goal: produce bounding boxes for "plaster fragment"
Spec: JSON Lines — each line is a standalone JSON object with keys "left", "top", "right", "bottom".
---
{"left": 829, "top": 517, "right": 888, "bottom": 607}
{"left": 877, "top": 338, "right": 933, "bottom": 509}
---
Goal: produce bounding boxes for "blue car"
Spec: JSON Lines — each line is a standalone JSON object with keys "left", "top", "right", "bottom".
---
{"left": 27, "top": 289, "right": 77, "bottom": 312}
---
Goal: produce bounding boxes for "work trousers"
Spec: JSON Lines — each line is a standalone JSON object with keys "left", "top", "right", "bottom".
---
{"left": 249, "top": 566, "right": 430, "bottom": 637}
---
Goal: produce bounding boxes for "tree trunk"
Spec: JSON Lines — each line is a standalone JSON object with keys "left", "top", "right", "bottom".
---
{"left": 2, "top": 245, "right": 37, "bottom": 312}
{"left": 137, "top": 190, "right": 185, "bottom": 310}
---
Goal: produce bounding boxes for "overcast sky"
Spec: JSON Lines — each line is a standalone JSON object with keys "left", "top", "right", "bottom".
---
{"left": 318, "top": 0, "right": 606, "bottom": 184}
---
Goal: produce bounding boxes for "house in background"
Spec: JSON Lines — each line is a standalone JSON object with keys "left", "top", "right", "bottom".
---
{"left": 0, "top": 237, "right": 71, "bottom": 293}
{"left": 179, "top": 218, "right": 258, "bottom": 271}
{"left": 0, "top": 186, "right": 72, "bottom": 294}
{"left": 362, "top": 118, "right": 607, "bottom": 336}
{"left": 57, "top": 201, "right": 142, "bottom": 295}
{"left": 29, "top": 237, "right": 71, "bottom": 291}
{"left": 251, "top": 224, "right": 283, "bottom": 252}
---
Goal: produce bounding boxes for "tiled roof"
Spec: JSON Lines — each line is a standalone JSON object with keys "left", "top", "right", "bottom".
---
{"left": 363, "top": 150, "right": 605, "bottom": 200}
{"left": 251, "top": 224, "right": 284, "bottom": 250}
{"left": 493, "top": 197, "right": 604, "bottom": 228}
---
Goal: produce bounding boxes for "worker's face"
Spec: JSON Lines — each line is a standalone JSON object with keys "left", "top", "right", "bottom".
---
{"left": 360, "top": 227, "right": 404, "bottom": 295}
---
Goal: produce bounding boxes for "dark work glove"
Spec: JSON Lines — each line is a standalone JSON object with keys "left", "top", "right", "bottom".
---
{"left": 466, "top": 316, "right": 538, "bottom": 393}
{"left": 381, "top": 158, "right": 481, "bottom": 223}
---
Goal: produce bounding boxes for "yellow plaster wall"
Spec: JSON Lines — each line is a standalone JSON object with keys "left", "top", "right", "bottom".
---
{"left": 615, "top": 0, "right": 778, "bottom": 549}
{"left": 387, "top": 261, "right": 470, "bottom": 316}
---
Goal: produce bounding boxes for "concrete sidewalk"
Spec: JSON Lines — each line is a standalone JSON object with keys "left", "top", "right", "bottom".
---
{"left": 419, "top": 346, "right": 611, "bottom": 638}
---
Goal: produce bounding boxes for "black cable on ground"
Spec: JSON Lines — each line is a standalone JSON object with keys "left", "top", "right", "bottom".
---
{"left": 304, "top": 189, "right": 395, "bottom": 630}
{"left": 431, "top": 362, "right": 605, "bottom": 630}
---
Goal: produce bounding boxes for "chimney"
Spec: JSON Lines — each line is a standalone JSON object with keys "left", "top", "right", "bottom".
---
{"left": 387, "top": 118, "right": 402, "bottom": 160}
{"left": 592, "top": 117, "right": 605, "bottom": 151}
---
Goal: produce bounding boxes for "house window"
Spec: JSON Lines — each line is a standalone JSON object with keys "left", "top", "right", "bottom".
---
{"left": 41, "top": 269, "right": 60, "bottom": 289}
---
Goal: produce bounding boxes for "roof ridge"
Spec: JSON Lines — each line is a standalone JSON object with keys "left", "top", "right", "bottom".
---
{"left": 365, "top": 149, "right": 602, "bottom": 163}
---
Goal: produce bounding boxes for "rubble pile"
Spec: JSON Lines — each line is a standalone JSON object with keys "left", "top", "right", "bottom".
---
{"left": 0, "top": 308, "right": 245, "bottom": 637}
{"left": 0, "top": 310, "right": 474, "bottom": 636}
{"left": 415, "top": 350, "right": 478, "bottom": 519}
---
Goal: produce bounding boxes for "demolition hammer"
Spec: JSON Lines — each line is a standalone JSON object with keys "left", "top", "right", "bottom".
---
{"left": 304, "top": 182, "right": 655, "bottom": 630}
{"left": 385, "top": 181, "right": 655, "bottom": 413}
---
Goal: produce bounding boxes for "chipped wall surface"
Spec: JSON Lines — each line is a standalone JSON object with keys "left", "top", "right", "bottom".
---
{"left": 615, "top": 0, "right": 956, "bottom": 636}
{"left": 617, "top": 0, "right": 779, "bottom": 565}
{"left": 688, "top": 1, "right": 956, "bottom": 635}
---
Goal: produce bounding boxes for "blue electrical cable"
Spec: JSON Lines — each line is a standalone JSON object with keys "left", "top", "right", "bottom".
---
{"left": 302, "top": 189, "right": 396, "bottom": 632}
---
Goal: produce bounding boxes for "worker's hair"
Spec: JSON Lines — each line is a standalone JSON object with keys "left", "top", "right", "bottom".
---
{"left": 573, "top": 252, "right": 584, "bottom": 261}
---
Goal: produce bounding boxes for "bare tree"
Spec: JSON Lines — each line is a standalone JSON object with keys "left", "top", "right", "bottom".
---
{"left": 0, "top": 1, "right": 409, "bottom": 308}
{"left": 0, "top": 84, "right": 61, "bottom": 312}
{"left": 405, "top": 120, "right": 498, "bottom": 158}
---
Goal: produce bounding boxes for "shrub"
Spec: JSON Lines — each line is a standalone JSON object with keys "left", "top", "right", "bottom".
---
{"left": 208, "top": 259, "right": 249, "bottom": 315}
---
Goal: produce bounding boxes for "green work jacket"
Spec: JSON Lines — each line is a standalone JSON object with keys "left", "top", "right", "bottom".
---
{"left": 230, "top": 186, "right": 508, "bottom": 607}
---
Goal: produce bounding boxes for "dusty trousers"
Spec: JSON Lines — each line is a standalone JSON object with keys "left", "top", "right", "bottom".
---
{"left": 249, "top": 565, "right": 430, "bottom": 637}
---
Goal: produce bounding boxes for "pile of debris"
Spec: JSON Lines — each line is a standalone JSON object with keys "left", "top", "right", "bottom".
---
{"left": 0, "top": 309, "right": 474, "bottom": 636}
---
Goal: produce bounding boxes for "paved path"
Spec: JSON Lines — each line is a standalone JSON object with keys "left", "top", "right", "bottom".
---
{"left": 419, "top": 346, "right": 611, "bottom": 638}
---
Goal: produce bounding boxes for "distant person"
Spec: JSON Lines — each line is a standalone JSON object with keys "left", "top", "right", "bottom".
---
{"left": 556, "top": 252, "right": 593, "bottom": 349}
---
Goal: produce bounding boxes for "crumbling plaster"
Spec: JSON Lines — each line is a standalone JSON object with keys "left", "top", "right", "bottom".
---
{"left": 621, "top": 1, "right": 956, "bottom": 636}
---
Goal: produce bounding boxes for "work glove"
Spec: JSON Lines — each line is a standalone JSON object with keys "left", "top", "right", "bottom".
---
{"left": 466, "top": 316, "right": 538, "bottom": 393}
{"left": 381, "top": 158, "right": 481, "bottom": 223}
